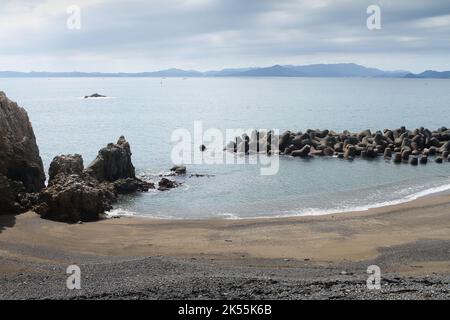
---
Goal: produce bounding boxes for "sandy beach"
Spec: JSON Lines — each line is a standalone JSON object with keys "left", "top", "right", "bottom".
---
{"left": 1, "top": 192, "right": 450, "bottom": 299}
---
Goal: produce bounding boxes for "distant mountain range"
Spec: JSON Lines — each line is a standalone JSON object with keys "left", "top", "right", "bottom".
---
{"left": 1, "top": 63, "right": 449, "bottom": 79}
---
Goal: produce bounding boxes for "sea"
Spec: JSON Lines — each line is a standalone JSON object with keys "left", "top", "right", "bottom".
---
{"left": 2, "top": 77, "right": 450, "bottom": 219}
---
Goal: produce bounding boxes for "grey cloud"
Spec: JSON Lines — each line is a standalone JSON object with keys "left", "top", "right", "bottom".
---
{"left": 0, "top": 0, "right": 449, "bottom": 72}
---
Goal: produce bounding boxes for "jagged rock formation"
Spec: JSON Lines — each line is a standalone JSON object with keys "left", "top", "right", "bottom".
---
{"left": 35, "top": 155, "right": 116, "bottom": 222}
{"left": 227, "top": 127, "right": 450, "bottom": 165}
{"left": 36, "top": 138, "right": 154, "bottom": 222}
{"left": 0, "top": 92, "right": 45, "bottom": 214}
{"left": 85, "top": 136, "right": 136, "bottom": 182}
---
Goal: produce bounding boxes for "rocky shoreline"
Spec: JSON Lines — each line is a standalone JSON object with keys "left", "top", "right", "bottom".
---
{"left": 227, "top": 127, "right": 450, "bottom": 164}
{"left": 0, "top": 91, "right": 181, "bottom": 223}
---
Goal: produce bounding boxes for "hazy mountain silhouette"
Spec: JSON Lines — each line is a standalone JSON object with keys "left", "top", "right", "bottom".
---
{"left": 404, "top": 70, "right": 450, "bottom": 79}
{"left": 1, "top": 63, "right": 448, "bottom": 78}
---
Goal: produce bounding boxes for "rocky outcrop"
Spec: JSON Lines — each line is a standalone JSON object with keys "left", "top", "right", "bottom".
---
{"left": 34, "top": 154, "right": 114, "bottom": 222}
{"left": 158, "top": 178, "right": 179, "bottom": 191}
{"left": 36, "top": 138, "right": 154, "bottom": 222}
{"left": 0, "top": 92, "right": 45, "bottom": 215}
{"left": 36, "top": 176, "right": 116, "bottom": 223}
{"left": 85, "top": 136, "right": 136, "bottom": 182}
{"left": 227, "top": 127, "right": 450, "bottom": 166}
{"left": 48, "top": 154, "right": 84, "bottom": 182}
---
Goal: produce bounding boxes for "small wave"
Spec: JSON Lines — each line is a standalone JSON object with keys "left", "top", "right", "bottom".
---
{"left": 106, "top": 208, "right": 136, "bottom": 218}
{"left": 218, "top": 213, "right": 240, "bottom": 220}
{"left": 271, "top": 182, "right": 450, "bottom": 219}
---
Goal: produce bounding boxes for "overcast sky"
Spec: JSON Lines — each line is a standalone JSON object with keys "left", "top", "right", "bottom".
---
{"left": 0, "top": 0, "right": 449, "bottom": 72}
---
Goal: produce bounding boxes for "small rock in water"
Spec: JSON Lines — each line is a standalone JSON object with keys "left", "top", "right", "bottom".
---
{"left": 158, "top": 178, "right": 179, "bottom": 191}
{"left": 435, "top": 157, "right": 443, "bottom": 163}
{"left": 393, "top": 152, "right": 402, "bottom": 163}
{"left": 420, "top": 155, "right": 428, "bottom": 164}
{"left": 170, "top": 165, "right": 186, "bottom": 175}
{"left": 84, "top": 93, "right": 106, "bottom": 99}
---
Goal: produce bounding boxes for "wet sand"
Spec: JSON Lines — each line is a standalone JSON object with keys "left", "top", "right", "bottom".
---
{"left": 1, "top": 193, "right": 450, "bottom": 299}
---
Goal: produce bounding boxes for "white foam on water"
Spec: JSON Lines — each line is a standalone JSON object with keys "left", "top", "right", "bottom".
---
{"left": 218, "top": 213, "right": 240, "bottom": 220}
{"left": 106, "top": 208, "right": 137, "bottom": 218}
{"left": 271, "top": 182, "right": 450, "bottom": 219}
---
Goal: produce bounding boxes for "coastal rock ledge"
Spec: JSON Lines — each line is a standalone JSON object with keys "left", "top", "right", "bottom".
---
{"left": 0, "top": 92, "right": 45, "bottom": 215}
{"left": 35, "top": 137, "right": 154, "bottom": 223}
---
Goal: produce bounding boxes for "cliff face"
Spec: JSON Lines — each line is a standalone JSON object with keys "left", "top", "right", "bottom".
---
{"left": 0, "top": 91, "right": 45, "bottom": 214}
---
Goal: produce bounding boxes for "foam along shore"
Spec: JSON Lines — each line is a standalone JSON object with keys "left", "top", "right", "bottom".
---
{"left": 226, "top": 127, "right": 450, "bottom": 164}
{"left": 1, "top": 191, "right": 450, "bottom": 272}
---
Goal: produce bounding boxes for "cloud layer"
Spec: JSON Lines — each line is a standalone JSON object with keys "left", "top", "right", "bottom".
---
{"left": 1, "top": 0, "right": 449, "bottom": 72}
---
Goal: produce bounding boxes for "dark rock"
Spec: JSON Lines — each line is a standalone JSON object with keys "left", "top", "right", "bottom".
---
{"left": 85, "top": 136, "right": 136, "bottom": 182}
{"left": 334, "top": 142, "right": 344, "bottom": 153}
{"left": 401, "top": 149, "right": 410, "bottom": 161}
{"left": 420, "top": 156, "right": 428, "bottom": 164}
{"left": 344, "top": 145, "right": 356, "bottom": 159}
{"left": 113, "top": 178, "right": 154, "bottom": 194}
{"left": 170, "top": 165, "right": 187, "bottom": 175}
{"left": 435, "top": 157, "right": 443, "bottom": 164}
{"left": 0, "top": 92, "right": 45, "bottom": 215}
{"left": 384, "top": 148, "right": 392, "bottom": 158}
{"left": 48, "top": 154, "right": 84, "bottom": 182}
{"left": 36, "top": 173, "right": 116, "bottom": 223}
{"left": 393, "top": 153, "right": 402, "bottom": 163}
{"left": 158, "top": 178, "right": 179, "bottom": 191}
{"left": 429, "top": 146, "right": 437, "bottom": 156}
{"left": 84, "top": 93, "right": 107, "bottom": 99}
{"left": 323, "top": 147, "right": 335, "bottom": 156}
{"left": 291, "top": 145, "right": 311, "bottom": 158}
{"left": 358, "top": 129, "right": 371, "bottom": 141}
{"left": 37, "top": 138, "right": 150, "bottom": 222}
{"left": 410, "top": 157, "right": 418, "bottom": 166}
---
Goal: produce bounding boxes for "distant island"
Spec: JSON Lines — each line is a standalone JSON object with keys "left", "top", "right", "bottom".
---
{"left": 1, "top": 63, "right": 449, "bottom": 79}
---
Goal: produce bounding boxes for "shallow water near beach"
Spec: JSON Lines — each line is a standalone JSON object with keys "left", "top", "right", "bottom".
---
{"left": 2, "top": 77, "right": 450, "bottom": 219}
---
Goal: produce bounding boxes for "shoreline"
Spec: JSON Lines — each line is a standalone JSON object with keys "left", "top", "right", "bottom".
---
{"left": 108, "top": 182, "right": 450, "bottom": 221}
{"left": 1, "top": 190, "right": 450, "bottom": 299}
{"left": 2, "top": 191, "right": 450, "bottom": 263}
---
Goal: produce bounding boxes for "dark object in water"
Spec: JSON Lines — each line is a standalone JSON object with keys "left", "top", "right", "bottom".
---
{"left": 170, "top": 165, "right": 186, "bottom": 175}
{"left": 84, "top": 93, "right": 107, "bottom": 99}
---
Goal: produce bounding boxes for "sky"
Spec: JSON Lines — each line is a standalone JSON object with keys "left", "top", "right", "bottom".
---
{"left": 0, "top": 0, "right": 449, "bottom": 73}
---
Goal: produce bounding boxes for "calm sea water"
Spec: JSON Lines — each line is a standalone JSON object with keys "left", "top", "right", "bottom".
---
{"left": 2, "top": 77, "right": 450, "bottom": 219}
